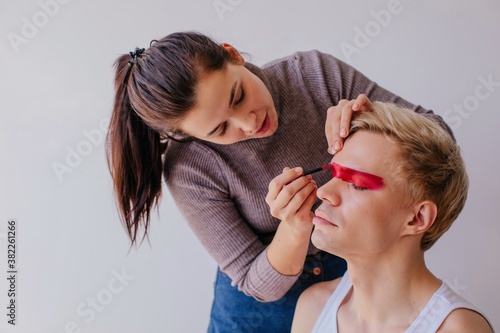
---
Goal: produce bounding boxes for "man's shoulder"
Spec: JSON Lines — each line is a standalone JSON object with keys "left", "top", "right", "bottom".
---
{"left": 302, "top": 277, "right": 342, "bottom": 300}
{"left": 438, "top": 308, "right": 493, "bottom": 333}
{"left": 291, "top": 277, "right": 344, "bottom": 333}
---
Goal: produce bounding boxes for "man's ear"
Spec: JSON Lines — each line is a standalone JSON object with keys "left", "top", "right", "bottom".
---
{"left": 221, "top": 43, "right": 245, "bottom": 64}
{"left": 404, "top": 200, "right": 437, "bottom": 235}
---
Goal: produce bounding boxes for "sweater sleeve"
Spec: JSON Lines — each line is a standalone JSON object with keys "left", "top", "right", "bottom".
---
{"left": 294, "top": 50, "right": 455, "bottom": 140}
{"left": 165, "top": 142, "right": 300, "bottom": 302}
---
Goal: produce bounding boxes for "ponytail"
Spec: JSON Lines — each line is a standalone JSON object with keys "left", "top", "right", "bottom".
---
{"left": 106, "top": 55, "right": 166, "bottom": 245}
{"left": 107, "top": 31, "right": 236, "bottom": 245}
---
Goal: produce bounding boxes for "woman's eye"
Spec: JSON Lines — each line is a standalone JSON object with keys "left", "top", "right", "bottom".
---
{"left": 236, "top": 88, "right": 245, "bottom": 105}
{"left": 219, "top": 122, "right": 228, "bottom": 136}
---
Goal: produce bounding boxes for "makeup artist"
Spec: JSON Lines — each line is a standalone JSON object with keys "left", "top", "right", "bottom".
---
{"left": 106, "top": 31, "right": 453, "bottom": 333}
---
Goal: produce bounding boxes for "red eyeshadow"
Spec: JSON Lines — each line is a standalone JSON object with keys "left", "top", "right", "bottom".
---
{"left": 303, "top": 162, "right": 385, "bottom": 190}
{"left": 328, "top": 162, "right": 385, "bottom": 190}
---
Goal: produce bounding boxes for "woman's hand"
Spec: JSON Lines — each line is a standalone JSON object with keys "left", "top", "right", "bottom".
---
{"left": 325, "top": 94, "right": 373, "bottom": 154}
{"left": 265, "top": 167, "right": 317, "bottom": 275}
{"left": 265, "top": 167, "right": 317, "bottom": 234}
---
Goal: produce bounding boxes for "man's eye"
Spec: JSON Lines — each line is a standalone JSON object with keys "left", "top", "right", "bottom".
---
{"left": 351, "top": 183, "right": 368, "bottom": 191}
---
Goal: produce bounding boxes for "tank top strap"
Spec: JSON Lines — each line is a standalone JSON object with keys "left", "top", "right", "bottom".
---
{"left": 406, "top": 281, "right": 491, "bottom": 333}
{"left": 312, "top": 270, "right": 351, "bottom": 333}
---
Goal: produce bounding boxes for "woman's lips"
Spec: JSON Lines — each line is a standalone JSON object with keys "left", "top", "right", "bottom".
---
{"left": 255, "top": 114, "right": 270, "bottom": 135}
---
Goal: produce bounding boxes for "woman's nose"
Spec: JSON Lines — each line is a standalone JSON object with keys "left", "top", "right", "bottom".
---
{"left": 232, "top": 110, "right": 258, "bottom": 134}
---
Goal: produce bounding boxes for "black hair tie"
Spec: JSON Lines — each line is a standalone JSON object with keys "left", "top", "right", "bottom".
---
{"left": 128, "top": 47, "right": 145, "bottom": 66}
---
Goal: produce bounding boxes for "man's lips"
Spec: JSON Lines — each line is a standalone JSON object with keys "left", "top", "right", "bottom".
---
{"left": 255, "top": 113, "right": 270, "bottom": 135}
{"left": 313, "top": 211, "right": 338, "bottom": 227}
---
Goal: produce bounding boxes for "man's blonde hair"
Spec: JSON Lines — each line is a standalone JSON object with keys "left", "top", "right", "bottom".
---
{"left": 349, "top": 102, "right": 468, "bottom": 251}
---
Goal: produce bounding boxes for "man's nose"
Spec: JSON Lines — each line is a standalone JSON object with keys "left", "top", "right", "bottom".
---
{"left": 317, "top": 178, "right": 342, "bottom": 206}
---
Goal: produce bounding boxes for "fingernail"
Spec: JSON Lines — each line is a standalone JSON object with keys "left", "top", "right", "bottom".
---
{"left": 294, "top": 167, "right": 303, "bottom": 173}
{"left": 306, "top": 175, "right": 313, "bottom": 180}
{"left": 353, "top": 103, "right": 359, "bottom": 109}
{"left": 334, "top": 140, "right": 341, "bottom": 151}
{"left": 340, "top": 127, "right": 348, "bottom": 137}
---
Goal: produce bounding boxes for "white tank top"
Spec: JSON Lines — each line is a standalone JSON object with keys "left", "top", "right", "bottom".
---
{"left": 312, "top": 271, "right": 493, "bottom": 333}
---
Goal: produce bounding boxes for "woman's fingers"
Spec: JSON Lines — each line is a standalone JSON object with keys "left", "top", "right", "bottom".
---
{"left": 352, "top": 94, "right": 373, "bottom": 111}
{"left": 272, "top": 178, "right": 317, "bottom": 222}
{"left": 266, "top": 168, "right": 317, "bottom": 221}
{"left": 326, "top": 94, "right": 374, "bottom": 155}
{"left": 339, "top": 100, "right": 357, "bottom": 139}
{"left": 283, "top": 182, "right": 317, "bottom": 219}
{"left": 325, "top": 99, "right": 349, "bottom": 154}
{"left": 266, "top": 167, "right": 303, "bottom": 204}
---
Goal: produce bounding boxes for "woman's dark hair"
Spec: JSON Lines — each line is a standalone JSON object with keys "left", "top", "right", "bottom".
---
{"left": 106, "top": 32, "right": 234, "bottom": 245}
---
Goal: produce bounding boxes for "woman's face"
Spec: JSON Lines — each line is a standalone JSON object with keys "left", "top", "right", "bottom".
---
{"left": 311, "top": 131, "right": 415, "bottom": 259}
{"left": 176, "top": 62, "right": 279, "bottom": 145}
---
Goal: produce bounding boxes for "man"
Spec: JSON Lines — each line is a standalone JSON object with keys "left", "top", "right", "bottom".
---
{"left": 291, "top": 102, "right": 493, "bottom": 332}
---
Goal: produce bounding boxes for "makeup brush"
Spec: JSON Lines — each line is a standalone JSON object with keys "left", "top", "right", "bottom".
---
{"left": 303, "top": 164, "right": 330, "bottom": 176}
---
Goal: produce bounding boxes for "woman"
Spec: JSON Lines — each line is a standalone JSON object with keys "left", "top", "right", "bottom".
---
{"left": 106, "top": 31, "right": 451, "bottom": 332}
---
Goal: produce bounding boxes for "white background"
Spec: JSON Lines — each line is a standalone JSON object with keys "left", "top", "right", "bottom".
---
{"left": 1, "top": 0, "right": 499, "bottom": 332}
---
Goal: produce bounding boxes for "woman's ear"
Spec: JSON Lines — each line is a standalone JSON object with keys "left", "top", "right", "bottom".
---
{"left": 405, "top": 200, "right": 438, "bottom": 235}
{"left": 221, "top": 43, "right": 245, "bottom": 64}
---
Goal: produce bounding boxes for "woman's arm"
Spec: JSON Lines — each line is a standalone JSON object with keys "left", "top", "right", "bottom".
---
{"left": 293, "top": 50, "right": 455, "bottom": 152}
{"left": 165, "top": 141, "right": 306, "bottom": 302}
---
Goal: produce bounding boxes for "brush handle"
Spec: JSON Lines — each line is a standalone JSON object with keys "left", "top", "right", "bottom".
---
{"left": 303, "top": 166, "right": 327, "bottom": 176}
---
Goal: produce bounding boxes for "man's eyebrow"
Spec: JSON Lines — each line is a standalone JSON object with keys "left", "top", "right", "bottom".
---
{"left": 334, "top": 162, "right": 377, "bottom": 176}
{"left": 205, "top": 81, "right": 237, "bottom": 138}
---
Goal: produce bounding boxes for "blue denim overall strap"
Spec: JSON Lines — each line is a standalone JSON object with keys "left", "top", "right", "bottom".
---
{"left": 207, "top": 251, "right": 347, "bottom": 333}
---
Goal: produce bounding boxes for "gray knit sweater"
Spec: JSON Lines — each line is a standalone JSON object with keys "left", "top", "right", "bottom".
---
{"left": 164, "top": 50, "right": 449, "bottom": 302}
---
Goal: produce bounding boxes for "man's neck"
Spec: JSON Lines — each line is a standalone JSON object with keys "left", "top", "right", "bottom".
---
{"left": 341, "top": 249, "right": 441, "bottom": 331}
